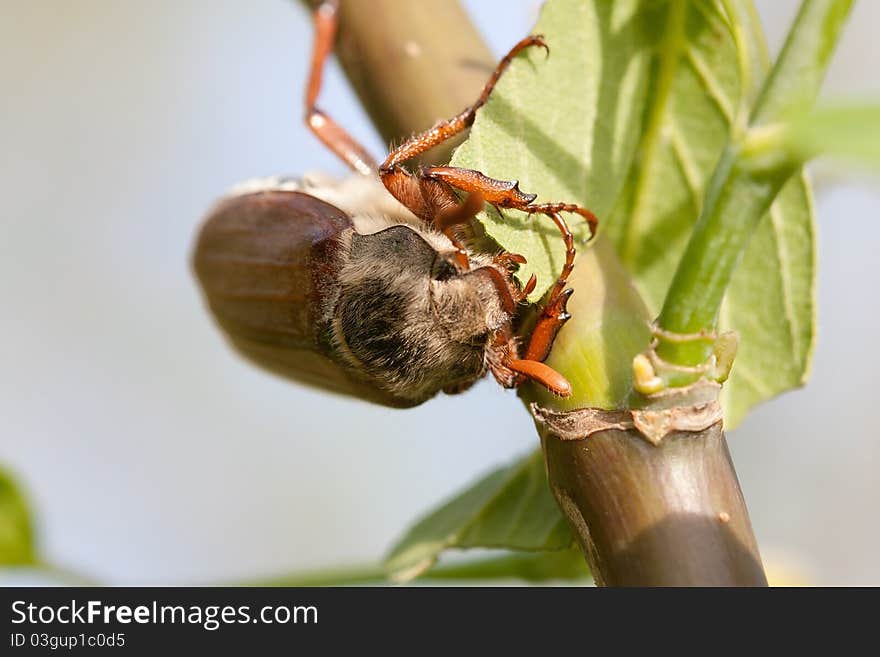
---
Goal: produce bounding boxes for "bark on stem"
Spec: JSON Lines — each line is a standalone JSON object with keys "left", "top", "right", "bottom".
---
{"left": 531, "top": 380, "right": 765, "bottom": 586}
{"left": 538, "top": 422, "right": 766, "bottom": 586}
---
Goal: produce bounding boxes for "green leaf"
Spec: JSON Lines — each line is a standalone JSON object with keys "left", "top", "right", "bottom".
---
{"left": 384, "top": 451, "right": 572, "bottom": 582}
{"left": 719, "top": 173, "right": 816, "bottom": 426}
{"left": 0, "top": 467, "right": 36, "bottom": 566}
{"left": 606, "top": 0, "right": 745, "bottom": 310}
{"left": 452, "top": 0, "right": 817, "bottom": 427}
{"left": 451, "top": 0, "right": 652, "bottom": 301}
{"left": 426, "top": 549, "right": 589, "bottom": 583}
{"left": 240, "top": 549, "right": 588, "bottom": 586}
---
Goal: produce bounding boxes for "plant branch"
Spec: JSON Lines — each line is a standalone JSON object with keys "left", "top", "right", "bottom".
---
{"left": 539, "top": 407, "right": 766, "bottom": 586}
{"left": 656, "top": 0, "right": 853, "bottom": 369}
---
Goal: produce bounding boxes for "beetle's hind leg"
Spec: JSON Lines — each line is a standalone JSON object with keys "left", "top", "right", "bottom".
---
{"left": 304, "top": 0, "right": 378, "bottom": 175}
{"left": 379, "top": 35, "right": 547, "bottom": 174}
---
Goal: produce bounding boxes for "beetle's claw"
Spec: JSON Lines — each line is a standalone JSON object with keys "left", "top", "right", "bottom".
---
{"left": 529, "top": 34, "right": 550, "bottom": 58}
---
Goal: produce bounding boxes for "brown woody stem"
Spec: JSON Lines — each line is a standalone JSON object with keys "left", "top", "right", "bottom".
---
{"left": 535, "top": 387, "right": 766, "bottom": 586}
{"left": 298, "top": 0, "right": 496, "bottom": 162}
{"left": 301, "top": 0, "right": 766, "bottom": 586}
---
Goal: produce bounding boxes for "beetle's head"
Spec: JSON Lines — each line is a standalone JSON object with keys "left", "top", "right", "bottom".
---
{"left": 332, "top": 225, "right": 516, "bottom": 403}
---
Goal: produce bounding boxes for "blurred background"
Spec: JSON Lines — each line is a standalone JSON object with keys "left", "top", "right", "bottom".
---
{"left": 1, "top": 0, "right": 878, "bottom": 585}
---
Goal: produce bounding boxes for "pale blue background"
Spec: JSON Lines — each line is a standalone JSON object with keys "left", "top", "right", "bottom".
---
{"left": 1, "top": 1, "right": 878, "bottom": 584}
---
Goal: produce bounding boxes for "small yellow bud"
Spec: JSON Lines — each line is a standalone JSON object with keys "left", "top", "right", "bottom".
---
{"left": 633, "top": 353, "right": 665, "bottom": 395}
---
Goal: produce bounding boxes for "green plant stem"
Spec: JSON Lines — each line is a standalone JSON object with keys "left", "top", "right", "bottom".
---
{"left": 758, "top": 103, "right": 880, "bottom": 169}
{"left": 657, "top": 0, "right": 853, "bottom": 368}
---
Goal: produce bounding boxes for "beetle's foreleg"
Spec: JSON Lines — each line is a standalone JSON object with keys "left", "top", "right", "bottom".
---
{"left": 378, "top": 35, "right": 545, "bottom": 224}
{"left": 518, "top": 211, "right": 576, "bottom": 368}
{"left": 506, "top": 358, "right": 572, "bottom": 398}
{"left": 305, "top": 0, "right": 378, "bottom": 175}
{"left": 487, "top": 331, "right": 572, "bottom": 398}
{"left": 520, "top": 288, "right": 573, "bottom": 365}
{"left": 417, "top": 166, "right": 591, "bottom": 307}
{"left": 504, "top": 212, "right": 574, "bottom": 393}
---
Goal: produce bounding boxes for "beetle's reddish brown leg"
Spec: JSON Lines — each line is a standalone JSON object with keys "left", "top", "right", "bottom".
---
{"left": 493, "top": 211, "right": 576, "bottom": 397}
{"left": 305, "top": 0, "right": 378, "bottom": 175}
{"left": 419, "top": 169, "right": 599, "bottom": 234}
{"left": 437, "top": 190, "right": 534, "bottom": 288}
{"left": 525, "top": 202, "right": 599, "bottom": 240}
{"left": 433, "top": 192, "right": 485, "bottom": 270}
{"left": 378, "top": 35, "right": 548, "bottom": 219}
{"left": 519, "top": 211, "right": 576, "bottom": 364}
{"left": 380, "top": 35, "right": 546, "bottom": 171}
{"left": 505, "top": 358, "right": 572, "bottom": 397}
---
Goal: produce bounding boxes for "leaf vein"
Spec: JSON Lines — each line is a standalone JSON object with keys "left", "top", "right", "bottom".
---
{"left": 668, "top": 117, "right": 704, "bottom": 202}
{"left": 685, "top": 47, "right": 735, "bottom": 123}
{"left": 620, "top": 0, "right": 687, "bottom": 265}
{"left": 767, "top": 201, "right": 801, "bottom": 357}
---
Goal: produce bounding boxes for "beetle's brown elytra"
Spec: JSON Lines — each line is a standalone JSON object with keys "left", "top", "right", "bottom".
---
{"left": 192, "top": 0, "right": 598, "bottom": 407}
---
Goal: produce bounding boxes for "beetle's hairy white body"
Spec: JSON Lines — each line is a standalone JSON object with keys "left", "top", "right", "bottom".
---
{"left": 222, "top": 174, "right": 511, "bottom": 403}
{"left": 226, "top": 173, "right": 447, "bottom": 248}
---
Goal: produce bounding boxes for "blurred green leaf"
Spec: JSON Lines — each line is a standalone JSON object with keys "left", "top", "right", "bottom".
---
{"left": 788, "top": 104, "right": 880, "bottom": 167}
{"left": 426, "top": 549, "right": 589, "bottom": 583}
{"left": 719, "top": 173, "right": 816, "bottom": 426}
{"left": 453, "top": 0, "right": 816, "bottom": 427}
{"left": 243, "top": 548, "right": 588, "bottom": 586}
{"left": 0, "top": 467, "right": 36, "bottom": 566}
{"left": 607, "top": 0, "right": 745, "bottom": 308}
{"left": 385, "top": 451, "right": 572, "bottom": 582}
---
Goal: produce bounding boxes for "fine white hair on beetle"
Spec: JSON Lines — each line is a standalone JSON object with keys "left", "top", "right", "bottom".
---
{"left": 224, "top": 176, "right": 302, "bottom": 198}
